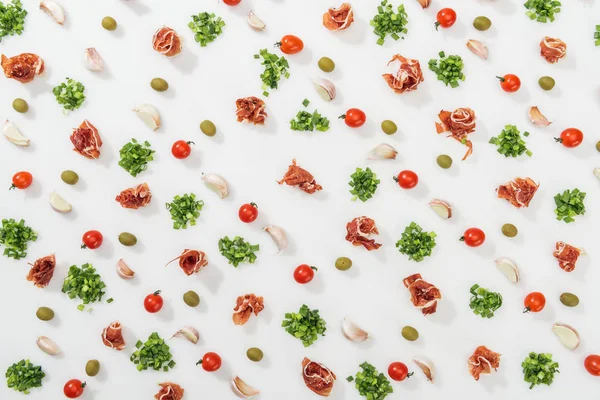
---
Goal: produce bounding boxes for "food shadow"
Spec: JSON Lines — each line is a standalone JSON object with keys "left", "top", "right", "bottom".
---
{"left": 23, "top": 180, "right": 43, "bottom": 200}
{"left": 199, "top": 263, "right": 225, "bottom": 294}
{"left": 289, "top": 47, "right": 313, "bottom": 66}
{"left": 171, "top": 51, "right": 199, "bottom": 75}
{"left": 480, "top": 358, "right": 509, "bottom": 392}
{"left": 335, "top": 15, "right": 367, "bottom": 45}
{"left": 486, "top": 0, "right": 518, "bottom": 15}
{"left": 157, "top": 300, "right": 175, "bottom": 323}
{"left": 123, "top": 0, "right": 152, "bottom": 16}
{"left": 94, "top": 238, "right": 115, "bottom": 259}
{"left": 428, "top": 295, "right": 457, "bottom": 325}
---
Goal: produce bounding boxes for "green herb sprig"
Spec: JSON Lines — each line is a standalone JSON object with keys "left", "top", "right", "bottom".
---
{"left": 595, "top": 25, "right": 600, "bottom": 46}
{"left": 469, "top": 284, "right": 503, "bottom": 318}
{"left": 554, "top": 189, "right": 586, "bottom": 223}
{"left": 0, "top": 218, "right": 37, "bottom": 259}
{"left": 428, "top": 51, "right": 465, "bottom": 88}
{"left": 165, "top": 193, "right": 204, "bottom": 229}
{"left": 349, "top": 167, "right": 380, "bottom": 202}
{"left": 255, "top": 49, "right": 289, "bottom": 95}
{"left": 61, "top": 263, "right": 107, "bottom": 310}
{"left": 522, "top": 352, "right": 559, "bottom": 389}
{"left": 218, "top": 236, "right": 259, "bottom": 267}
{"left": 290, "top": 100, "right": 330, "bottom": 132}
{"left": 489, "top": 125, "right": 532, "bottom": 157}
{"left": 395, "top": 222, "right": 437, "bottom": 262}
{"left": 348, "top": 362, "right": 393, "bottom": 399}
{"left": 188, "top": 12, "right": 225, "bottom": 47}
{"left": 370, "top": 0, "right": 408, "bottom": 45}
{"left": 5, "top": 359, "right": 45, "bottom": 394}
{"left": 52, "top": 78, "right": 86, "bottom": 111}
{"left": 0, "top": 0, "right": 27, "bottom": 42}
{"left": 130, "top": 332, "right": 175, "bottom": 372}
{"left": 282, "top": 304, "right": 327, "bottom": 347}
{"left": 524, "top": 0, "right": 561, "bottom": 23}
{"left": 118, "top": 138, "right": 155, "bottom": 177}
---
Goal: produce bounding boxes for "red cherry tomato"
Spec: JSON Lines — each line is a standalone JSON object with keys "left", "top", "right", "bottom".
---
{"left": 555, "top": 128, "right": 583, "bottom": 148}
{"left": 171, "top": 140, "right": 194, "bottom": 159}
{"left": 435, "top": 8, "right": 456, "bottom": 30}
{"left": 238, "top": 202, "right": 258, "bottom": 223}
{"left": 9, "top": 171, "right": 32, "bottom": 190}
{"left": 523, "top": 292, "right": 546, "bottom": 313}
{"left": 63, "top": 379, "right": 85, "bottom": 398}
{"left": 223, "top": 0, "right": 241, "bottom": 5}
{"left": 339, "top": 108, "right": 366, "bottom": 128}
{"left": 293, "top": 264, "right": 317, "bottom": 284}
{"left": 496, "top": 74, "right": 521, "bottom": 93}
{"left": 394, "top": 170, "right": 418, "bottom": 189}
{"left": 81, "top": 230, "right": 103, "bottom": 249}
{"left": 460, "top": 228, "right": 485, "bottom": 247}
{"left": 144, "top": 290, "right": 164, "bottom": 313}
{"left": 388, "top": 362, "right": 413, "bottom": 381}
{"left": 584, "top": 354, "right": 600, "bottom": 376}
{"left": 275, "top": 35, "right": 303, "bottom": 54}
{"left": 197, "top": 352, "right": 222, "bottom": 372}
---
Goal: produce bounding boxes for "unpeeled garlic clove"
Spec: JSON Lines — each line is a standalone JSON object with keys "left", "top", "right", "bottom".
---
{"left": 171, "top": 326, "right": 199, "bottom": 344}
{"left": 84, "top": 48, "right": 104, "bottom": 72}
{"left": 552, "top": 323, "right": 580, "bottom": 350}
{"left": 368, "top": 143, "right": 397, "bottom": 160}
{"left": 341, "top": 316, "right": 369, "bottom": 342}
{"left": 416, "top": 0, "right": 431, "bottom": 8}
{"left": 37, "top": 336, "right": 61, "bottom": 355}
{"left": 429, "top": 199, "right": 452, "bottom": 219}
{"left": 49, "top": 192, "right": 72, "bottom": 213}
{"left": 202, "top": 173, "right": 229, "bottom": 199}
{"left": 263, "top": 225, "right": 287, "bottom": 253}
{"left": 40, "top": 1, "right": 65, "bottom": 25}
{"left": 528, "top": 106, "right": 552, "bottom": 127}
{"left": 495, "top": 257, "right": 520, "bottom": 283}
{"left": 248, "top": 10, "right": 266, "bottom": 31}
{"left": 231, "top": 376, "right": 260, "bottom": 398}
{"left": 116, "top": 259, "right": 135, "bottom": 279}
{"left": 3, "top": 120, "right": 30, "bottom": 146}
{"left": 594, "top": 168, "right": 600, "bottom": 180}
{"left": 133, "top": 104, "right": 161, "bottom": 131}
{"left": 312, "top": 78, "right": 336, "bottom": 101}
{"left": 466, "top": 39, "right": 488, "bottom": 60}
{"left": 413, "top": 357, "right": 435, "bottom": 383}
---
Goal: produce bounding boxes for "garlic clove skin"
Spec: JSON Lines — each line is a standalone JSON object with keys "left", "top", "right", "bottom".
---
{"left": 312, "top": 78, "right": 336, "bottom": 101}
{"left": 368, "top": 143, "right": 398, "bottom": 160}
{"left": 528, "top": 106, "right": 552, "bottom": 127}
{"left": 416, "top": 0, "right": 431, "bottom": 8}
{"left": 40, "top": 1, "right": 65, "bottom": 25}
{"left": 263, "top": 225, "right": 287, "bottom": 253}
{"left": 202, "top": 173, "right": 229, "bottom": 199}
{"left": 37, "top": 336, "right": 61, "bottom": 355}
{"left": 133, "top": 104, "right": 161, "bottom": 131}
{"left": 341, "top": 316, "right": 369, "bottom": 342}
{"left": 231, "top": 376, "right": 260, "bottom": 398}
{"left": 429, "top": 199, "right": 452, "bottom": 219}
{"left": 116, "top": 259, "right": 135, "bottom": 279}
{"left": 172, "top": 326, "right": 200, "bottom": 344}
{"left": 49, "top": 192, "right": 72, "bottom": 213}
{"left": 248, "top": 10, "right": 266, "bottom": 31}
{"left": 3, "top": 120, "right": 30, "bottom": 146}
{"left": 495, "top": 257, "right": 520, "bottom": 283}
{"left": 552, "top": 323, "right": 580, "bottom": 350}
{"left": 84, "top": 48, "right": 104, "bottom": 72}
{"left": 466, "top": 39, "right": 488, "bottom": 60}
{"left": 413, "top": 357, "right": 435, "bottom": 383}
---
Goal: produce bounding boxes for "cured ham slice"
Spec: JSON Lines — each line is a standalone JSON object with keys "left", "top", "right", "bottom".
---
{"left": 232, "top": 294, "right": 264, "bottom": 325}
{"left": 26, "top": 254, "right": 56, "bottom": 288}
{"left": 403, "top": 273, "right": 441, "bottom": 315}
{"left": 468, "top": 346, "right": 501, "bottom": 381}
{"left": 1, "top": 53, "right": 44, "bottom": 83}
{"left": 345, "top": 216, "right": 382, "bottom": 251}
{"left": 101, "top": 321, "right": 126, "bottom": 350}
{"left": 302, "top": 357, "right": 336, "bottom": 397}
{"left": 382, "top": 55, "right": 424, "bottom": 94}
{"left": 70, "top": 120, "right": 102, "bottom": 159}
{"left": 277, "top": 159, "right": 322, "bottom": 194}
{"left": 155, "top": 382, "right": 184, "bottom": 400}
{"left": 115, "top": 183, "right": 152, "bottom": 209}
{"left": 166, "top": 249, "right": 208, "bottom": 276}
{"left": 496, "top": 177, "right": 539, "bottom": 208}
{"left": 554, "top": 241, "right": 582, "bottom": 272}
{"left": 540, "top": 37, "right": 566, "bottom": 64}
{"left": 235, "top": 97, "right": 267, "bottom": 124}
{"left": 152, "top": 27, "right": 182, "bottom": 58}
{"left": 435, "top": 108, "right": 476, "bottom": 160}
{"left": 322, "top": 3, "right": 354, "bottom": 31}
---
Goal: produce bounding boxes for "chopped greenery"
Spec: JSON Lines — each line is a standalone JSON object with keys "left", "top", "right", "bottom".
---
{"left": 395, "top": 222, "right": 437, "bottom": 262}
{"left": 595, "top": 25, "right": 600, "bottom": 46}
{"left": 188, "top": 12, "right": 225, "bottom": 47}
{"left": 522, "top": 352, "right": 559, "bottom": 389}
{"left": 0, "top": 218, "right": 37, "bottom": 260}
{"left": 370, "top": 0, "right": 408, "bottom": 45}
{"left": 255, "top": 48, "right": 290, "bottom": 93}
{"left": 61, "top": 263, "right": 107, "bottom": 309}
{"left": 130, "top": 332, "right": 176, "bottom": 372}
{"left": 290, "top": 101, "right": 330, "bottom": 132}
{"left": 282, "top": 304, "right": 327, "bottom": 347}
{"left": 469, "top": 284, "right": 503, "bottom": 318}
{"left": 489, "top": 124, "right": 532, "bottom": 157}
{"left": 428, "top": 51, "right": 465, "bottom": 88}
{"left": 349, "top": 167, "right": 380, "bottom": 202}
{"left": 524, "top": 0, "right": 561, "bottom": 23}
{"left": 350, "top": 362, "right": 393, "bottom": 399}
{"left": 52, "top": 78, "right": 86, "bottom": 111}
{"left": 554, "top": 188, "right": 586, "bottom": 223}
{"left": 0, "top": 0, "right": 26, "bottom": 42}
{"left": 218, "top": 235, "right": 259, "bottom": 267}
{"left": 118, "top": 138, "right": 155, "bottom": 177}
{"left": 5, "top": 359, "right": 44, "bottom": 394}
{"left": 165, "top": 193, "right": 204, "bottom": 229}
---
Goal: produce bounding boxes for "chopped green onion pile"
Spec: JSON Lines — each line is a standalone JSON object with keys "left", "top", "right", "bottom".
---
{"left": 165, "top": 193, "right": 204, "bottom": 229}
{"left": 522, "top": 352, "right": 559, "bottom": 389}
{"left": 428, "top": 51, "right": 465, "bottom": 88}
{"left": 255, "top": 48, "right": 290, "bottom": 95}
{"left": 595, "top": 25, "right": 600, "bottom": 46}
{"left": 218, "top": 235, "right": 259, "bottom": 267}
{"left": 395, "top": 222, "right": 437, "bottom": 262}
{"left": 348, "top": 362, "right": 393, "bottom": 399}
{"left": 52, "top": 78, "right": 86, "bottom": 111}
{"left": 290, "top": 100, "right": 330, "bottom": 132}
{"left": 489, "top": 125, "right": 532, "bottom": 157}
{"left": 524, "top": 0, "right": 561, "bottom": 23}
{"left": 5, "top": 359, "right": 45, "bottom": 394}
{"left": 554, "top": 188, "right": 586, "bottom": 223}
{"left": 0, "top": 0, "right": 27, "bottom": 42}
{"left": 469, "top": 284, "right": 503, "bottom": 318}
{"left": 130, "top": 332, "right": 176, "bottom": 372}
{"left": 281, "top": 304, "right": 327, "bottom": 347}
{"left": 370, "top": 0, "right": 408, "bottom": 45}
{"left": 0, "top": 218, "right": 37, "bottom": 260}
{"left": 188, "top": 12, "right": 225, "bottom": 47}
{"left": 61, "top": 263, "right": 107, "bottom": 310}
{"left": 349, "top": 167, "right": 380, "bottom": 202}
{"left": 118, "top": 138, "right": 155, "bottom": 177}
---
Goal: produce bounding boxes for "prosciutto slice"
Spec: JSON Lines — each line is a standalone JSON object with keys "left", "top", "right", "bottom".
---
{"left": 403, "top": 273, "right": 441, "bottom": 315}
{"left": 468, "top": 346, "right": 501, "bottom": 381}
{"left": 232, "top": 294, "right": 264, "bottom": 325}
{"left": 115, "top": 183, "right": 152, "bottom": 209}
{"left": 152, "top": 27, "right": 182, "bottom": 58}
{"left": 277, "top": 159, "right": 322, "bottom": 194}
{"left": 235, "top": 97, "right": 267, "bottom": 124}
{"left": 26, "top": 254, "right": 56, "bottom": 288}
{"left": 554, "top": 241, "right": 582, "bottom": 272}
{"left": 382, "top": 55, "right": 424, "bottom": 94}
{"left": 540, "top": 36, "right": 566, "bottom": 64}
{"left": 435, "top": 108, "right": 476, "bottom": 160}
{"left": 345, "top": 216, "right": 382, "bottom": 251}
{"left": 302, "top": 357, "right": 336, "bottom": 397}
{"left": 166, "top": 249, "right": 208, "bottom": 276}
{"left": 322, "top": 3, "right": 354, "bottom": 31}
{"left": 101, "top": 321, "right": 126, "bottom": 350}
{"left": 496, "top": 177, "right": 539, "bottom": 208}
{"left": 70, "top": 120, "right": 102, "bottom": 159}
{"left": 154, "top": 382, "right": 184, "bottom": 400}
{"left": 1, "top": 53, "right": 44, "bottom": 83}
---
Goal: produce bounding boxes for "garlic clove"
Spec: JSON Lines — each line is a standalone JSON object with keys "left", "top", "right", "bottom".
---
{"left": 466, "top": 39, "right": 488, "bottom": 60}
{"left": 368, "top": 143, "right": 398, "bottom": 160}
{"left": 49, "top": 192, "right": 72, "bottom": 213}
{"left": 231, "top": 376, "right": 260, "bottom": 398}
{"left": 413, "top": 357, "right": 435, "bottom": 383}
{"left": 416, "top": 0, "right": 431, "bottom": 8}
{"left": 263, "top": 225, "right": 288, "bottom": 253}
{"left": 133, "top": 104, "right": 161, "bottom": 131}
{"left": 37, "top": 336, "right": 61, "bottom": 355}
{"left": 40, "top": 0, "right": 65, "bottom": 25}
{"left": 429, "top": 199, "right": 452, "bottom": 219}
{"left": 594, "top": 168, "right": 600, "bottom": 180}
{"left": 312, "top": 78, "right": 336, "bottom": 101}
{"left": 552, "top": 323, "right": 580, "bottom": 350}
{"left": 341, "top": 316, "right": 369, "bottom": 342}
{"left": 116, "top": 259, "right": 135, "bottom": 279}
{"left": 495, "top": 257, "right": 520, "bottom": 283}
{"left": 248, "top": 10, "right": 266, "bottom": 31}
{"left": 3, "top": 120, "right": 30, "bottom": 146}
{"left": 84, "top": 48, "right": 104, "bottom": 72}
{"left": 171, "top": 326, "right": 200, "bottom": 344}
{"left": 528, "top": 106, "right": 552, "bottom": 127}
{"left": 202, "top": 173, "right": 229, "bottom": 199}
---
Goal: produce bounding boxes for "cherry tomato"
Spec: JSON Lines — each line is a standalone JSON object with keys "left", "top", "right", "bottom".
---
{"left": 435, "top": 8, "right": 457, "bottom": 30}
{"left": 275, "top": 35, "right": 304, "bottom": 54}
{"left": 496, "top": 74, "right": 521, "bottom": 93}
{"left": 144, "top": 290, "right": 164, "bottom": 313}
{"left": 584, "top": 354, "right": 600, "bottom": 376}
{"left": 388, "top": 362, "right": 413, "bottom": 381}
{"left": 523, "top": 292, "right": 546, "bottom": 313}
{"left": 238, "top": 202, "right": 258, "bottom": 223}
{"left": 555, "top": 128, "right": 583, "bottom": 148}
{"left": 293, "top": 264, "right": 317, "bottom": 284}
{"left": 339, "top": 108, "right": 366, "bottom": 128}
{"left": 197, "top": 352, "right": 222, "bottom": 372}
{"left": 9, "top": 171, "right": 32, "bottom": 190}
{"left": 394, "top": 170, "right": 418, "bottom": 189}
{"left": 63, "top": 379, "right": 85, "bottom": 398}
{"left": 460, "top": 228, "right": 485, "bottom": 247}
{"left": 171, "top": 140, "right": 194, "bottom": 159}
{"left": 223, "top": 0, "right": 241, "bottom": 5}
{"left": 81, "top": 230, "right": 103, "bottom": 249}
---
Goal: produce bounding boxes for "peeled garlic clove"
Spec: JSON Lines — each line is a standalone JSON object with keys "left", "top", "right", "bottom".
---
{"left": 133, "top": 104, "right": 161, "bottom": 131}
{"left": 263, "top": 225, "right": 288, "bottom": 253}
{"left": 3, "top": 120, "right": 30, "bottom": 146}
{"left": 312, "top": 78, "right": 336, "bottom": 101}
{"left": 416, "top": 0, "right": 431, "bottom": 8}
{"left": 552, "top": 323, "right": 580, "bottom": 350}
{"left": 413, "top": 357, "right": 435, "bottom": 383}
{"left": 202, "top": 173, "right": 229, "bottom": 199}
{"left": 116, "top": 258, "right": 135, "bottom": 279}
{"left": 248, "top": 10, "right": 266, "bottom": 31}
{"left": 495, "top": 257, "right": 520, "bottom": 283}
{"left": 466, "top": 39, "right": 488, "bottom": 60}
{"left": 172, "top": 326, "right": 199, "bottom": 344}
{"left": 37, "top": 336, "right": 61, "bottom": 355}
{"left": 368, "top": 143, "right": 398, "bottom": 160}
{"left": 528, "top": 106, "right": 552, "bottom": 127}
{"left": 84, "top": 48, "right": 104, "bottom": 72}
{"left": 342, "top": 316, "right": 369, "bottom": 342}
{"left": 594, "top": 168, "right": 600, "bottom": 180}
{"left": 49, "top": 191, "right": 72, "bottom": 213}
{"left": 429, "top": 199, "right": 452, "bottom": 219}
{"left": 40, "top": 1, "right": 65, "bottom": 25}
{"left": 231, "top": 376, "right": 260, "bottom": 398}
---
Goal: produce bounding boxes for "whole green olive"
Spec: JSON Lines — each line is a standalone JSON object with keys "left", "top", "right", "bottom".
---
{"left": 12, "top": 98, "right": 28, "bottom": 113}
{"left": 183, "top": 290, "right": 200, "bottom": 307}
{"left": 101, "top": 16, "right": 117, "bottom": 31}
{"left": 436, "top": 154, "right": 453, "bottom": 169}
{"left": 246, "top": 347, "right": 263, "bottom": 362}
{"left": 150, "top": 78, "right": 169, "bottom": 92}
{"left": 381, "top": 120, "right": 397, "bottom": 135}
{"left": 61, "top": 170, "right": 79, "bottom": 185}
{"left": 401, "top": 326, "right": 419, "bottom": 341}
{"left": 200, "top": 120, "right": 217, "bottom": 136}
{"left": 318, "top": 57, "right": 335, "bottom": 73}
{"left": 118, "top": 232, "right": 137, "bottom": 246}
{"left": 36, "top": 307, "right": 54, "bottom": 321}
{"left": 538, "top": 76, "right": 555, "bottom": 91}
{"left": 473, "top": 16, "right": 492, "bottom": 31}
{"left": 559, "top": 292, "right": 579, "bottom": 307}
{"left": 85, "top": 360, "right": 100, "bottom": 377}
{"left": 595, "top": 141, "right": 600, "bottom": 153}
{"left": 501, "top": 223, "right": 518, "bottom": 238}
{"left": 335, "top": 257, "right": 352, "bottom": 271}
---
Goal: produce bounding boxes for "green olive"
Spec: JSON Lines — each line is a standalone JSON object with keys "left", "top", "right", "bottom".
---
{"left": 401, "top": 326, "right": 419, "bottom": 341}
{"left": 101, "top": 16, "right": 117, "bottom": 31}
{"left": 501, "top": 223, "right": 518, "bottom": 238}
{"left": 318, "top": 57, "right": 335, "bottom": 73}
{"left": 246, "top": 347, "right": 263, "bottom": 362}
{"left": 12, "top": 98, "right": 28, "bottom": 113}
{"left": 200, "top": 120, "right": 217, "bottom": 136}
{"left": 183, "top": 290, "right": 200, "bottom": 307}
{"left": 118, "top": 232, "right": 137, "bottom": 246}
{"left": 473, "top": 16, "right": 492, "bottom": 31}
{"left": 436, "top": 154, "right": 453, "bottom": 169}
{"left": 36, "top": 307, "right": 54, "bottom": 321}
{"left": 150, "top": 78, "right": 169, "bottom": 92}
{"left": 61, "top": 170, "right": 79, "bottom": 185}
{"left": 538, "top": 76, "right": 555, "bottom": 91}
{"left": 381, "top": 120, "right": 397, "bottom": 135}
{"left": 595, "top": 141, "right": 600, "bottom": 152}
{"left": 335, "top": 257, "right": 352, "bottom": 271}
{"left": 560, "top": 292, "right": 579, "bottom": 307}
{"left": 85, "top": 360, "right": 100, "bottom": 377}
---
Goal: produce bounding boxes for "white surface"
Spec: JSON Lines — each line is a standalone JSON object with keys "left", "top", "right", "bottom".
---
{"left": 1, "top": 0, "right": 600, "bottom": 399}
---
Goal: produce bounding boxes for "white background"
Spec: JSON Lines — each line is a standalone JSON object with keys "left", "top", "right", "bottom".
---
{"left": 1, "top": 0, "right": 600, "bottom": 399}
